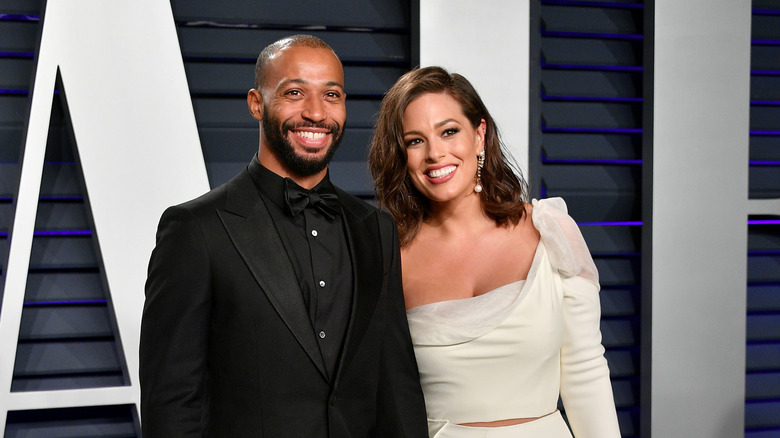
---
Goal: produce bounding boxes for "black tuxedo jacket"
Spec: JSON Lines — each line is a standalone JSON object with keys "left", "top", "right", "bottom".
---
{"left": 139, "top": 165, "right": 427, "bottom": 437}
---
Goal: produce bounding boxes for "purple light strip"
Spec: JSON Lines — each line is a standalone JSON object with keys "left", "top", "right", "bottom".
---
{"left": 748, "top": 220, "right": 780, "bottom": 225}
{"left": 749, "top": 249, "right": 780, "bottom": 255}
{"left": 752, "top": 8, "right": 780, "bottom": 16}
{"left": 750, "top": 130, "right": 780, "bottom": 136}
{"left": 746, "top": 339, "right": 780, "bottom": 347}
{"left": 576, "top": 220, "right": 780, "bottom": 226}
{"left": 0, "top": 89, "right": 28, "bottom": 95}
{"left": 2, "top": 230, "right": 93, "bottom": 237}
{"left": 543, "top": 158, "right": 642, "bottom": 164}
{"left": 750, "top": 161, "right": 780, "bottom": 166}
{"left": 34, "top": 230, "right": 92, "bottom": 236}
{"left": 542, "top": 62, "right": 643, "bottom": 72}
{"left": 24, "top": 300, "right": 107, "bottom": 306}
{"left": 0, "top": 14, "right": 40, "bottom": 21}
{"left": 751, "top": 69, "right": 780, "bottom": 76}
{"left": 751, "top": 100, "right": 780, "bottom": 106}
{"left": 542, "top": 30, "right": 644, "bottom": 40}
{"left": 746, "top": 398, "right": 780, "bottom": 408}
{"left": 752, "top": 39, "right": 780, "bottom": 46}
{"left": 578, "top": 221, "right": 643, "bottom": 226}
{"left": 541, "top": 0, "right": 644, "bottom": 9}
{"left": 543, "top": 126, "right": 643, "bottom": 134}
{"left": 0, "top": 51, "right": 34, "bottom": 58}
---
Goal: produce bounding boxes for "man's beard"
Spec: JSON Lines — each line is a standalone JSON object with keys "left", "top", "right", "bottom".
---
{"left": 262, "top": 111, "right": 343, "bottom": 177}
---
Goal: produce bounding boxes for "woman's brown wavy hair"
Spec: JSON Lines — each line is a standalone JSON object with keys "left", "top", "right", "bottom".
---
{"left": 369, "top": 66, "right": 528, "bottom": 246}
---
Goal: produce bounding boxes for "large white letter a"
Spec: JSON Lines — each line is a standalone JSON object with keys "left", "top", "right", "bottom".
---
{"left": 0, "top": 0, "right": 210, "bottom": 431}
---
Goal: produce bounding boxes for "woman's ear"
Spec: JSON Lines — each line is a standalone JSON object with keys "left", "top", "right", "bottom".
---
{"left": 477, "top": 118, "right": 487, "bottom": 148}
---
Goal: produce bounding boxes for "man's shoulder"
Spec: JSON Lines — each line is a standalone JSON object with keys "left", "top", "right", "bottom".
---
{"left": 164, "top": 167, "right": 252, "bottom": 218}
{"left": 169, "top": 182, "right": 228, "bottom": 214}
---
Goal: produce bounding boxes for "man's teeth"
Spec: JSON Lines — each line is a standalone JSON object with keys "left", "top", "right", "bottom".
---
{"left": 296, "top": 131, "right": 326, "bottom": 140}
{"left": 428, "top": 166, "right": 455, "bottom": 178}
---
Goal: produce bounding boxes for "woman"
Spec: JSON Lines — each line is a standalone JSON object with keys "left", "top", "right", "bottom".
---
{"left": 369, "top": 66, "right": 621, "bottom": 438}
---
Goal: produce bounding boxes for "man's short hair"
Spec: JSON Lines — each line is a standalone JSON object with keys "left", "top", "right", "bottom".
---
{"left": 254, "top": 34, "right": 338, "bottom": 89}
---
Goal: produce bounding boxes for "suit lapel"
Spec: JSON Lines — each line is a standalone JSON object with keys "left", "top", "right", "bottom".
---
{"left": 217, "top": 170, "right": 328, "bottom": 380}
{"left": 334, "top": 190, "right": 384, "bottom": 381}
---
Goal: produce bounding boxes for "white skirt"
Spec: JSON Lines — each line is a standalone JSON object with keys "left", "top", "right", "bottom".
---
{"left": 428, "top": 411, "right": 573, "bottom": 438}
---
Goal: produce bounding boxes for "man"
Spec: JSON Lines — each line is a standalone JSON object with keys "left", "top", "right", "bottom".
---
{"left": 139, "top": 35, "right": 427, "bottom": 437}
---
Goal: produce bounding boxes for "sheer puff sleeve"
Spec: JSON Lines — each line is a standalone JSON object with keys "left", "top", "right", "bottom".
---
{"left": 532, "top": 198, "right": 621, "bottom": 438}
{"left": 531, "top": 197, "right": 598, "bottom": 285}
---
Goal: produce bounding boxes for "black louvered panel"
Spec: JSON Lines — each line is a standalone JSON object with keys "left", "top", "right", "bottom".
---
{"left": 535, "top": 1, "right": 644, "bottom": 436}
{"left": 746, "top": 3, "right": 780, "bottom": 436}
{"left": 186, "top": 63, "right": 409, "bottom": 98}
{"left": 5, "top": 405, "right": 137, "bottom": 438}
{"left": 171, "top": 0, "right": 413, "bottom": 196}
{"left": 178, "top": 28, "right": 410, "bottom": 65}
{"left": 542, "top": 164, "right": 640, "bottom": 222}
{"left": 0, "top": 13, "right": 37, "bottom": 281}
{"left": 0, "top": 8, "right": 34, "bottom": 379}
{"left": 749, "top": 6, "right": 780, "bottom": 199}
{"left": 11, "top": 88, "right": 127, "bottom": 393}
{"left": 746, "top": 224, "right": 780, "bottom": 435}
{"left": 171, "top": 1, "right": 409, "bottom": 29}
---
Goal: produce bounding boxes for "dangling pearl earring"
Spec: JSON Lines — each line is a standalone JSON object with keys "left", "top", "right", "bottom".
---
{"left": 474, "top": 149, "right": 485, "bottom": 193}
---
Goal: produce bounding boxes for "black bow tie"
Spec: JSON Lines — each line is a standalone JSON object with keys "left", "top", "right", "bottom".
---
{"left": 284, "top": 178, "right": 341, "bottom": 220}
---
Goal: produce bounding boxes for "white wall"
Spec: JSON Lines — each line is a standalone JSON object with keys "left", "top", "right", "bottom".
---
{"left": 650, "top": 1, "right": 751, "bottom": 436}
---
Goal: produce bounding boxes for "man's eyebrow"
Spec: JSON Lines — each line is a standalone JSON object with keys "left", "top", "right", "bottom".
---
{"left": 280, "top": 78, "right": 344, "bottom": 89}
{"left": 282, "top": 78, "right": 307, "bottom": 87}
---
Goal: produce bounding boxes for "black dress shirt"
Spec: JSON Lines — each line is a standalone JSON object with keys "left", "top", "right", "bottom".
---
{"left": 248, "top": 157, "right": 353, "bottom": 378}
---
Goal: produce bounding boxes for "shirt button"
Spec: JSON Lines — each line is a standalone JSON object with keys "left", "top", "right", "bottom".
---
{"left": 319, "top": 330, "right": 326, "bottom": 339}
{"left": 311, "top": 229, "right": 318, "bottom": 237}
{"left": 319, "top": 280, "right": 326, "bottom": 288}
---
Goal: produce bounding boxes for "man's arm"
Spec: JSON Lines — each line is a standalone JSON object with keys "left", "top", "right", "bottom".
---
{"left": 375, "top": 217, "right": 428, "bottom": 437}
{"left": 139, "top": 205, "right": 211, "bottom": 437}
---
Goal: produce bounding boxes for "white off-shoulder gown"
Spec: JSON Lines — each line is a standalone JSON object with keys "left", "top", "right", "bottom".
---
{"left": 407, "top": 198, "right": 621, "bottom": 438}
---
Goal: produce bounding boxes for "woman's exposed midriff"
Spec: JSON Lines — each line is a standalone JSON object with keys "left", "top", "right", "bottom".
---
{"left": 458, "top": 410, "right": 558, "bottom": 428}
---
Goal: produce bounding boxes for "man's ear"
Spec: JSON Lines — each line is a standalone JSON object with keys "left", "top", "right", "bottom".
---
{"left": 247, "top": 89, "right": 264, "bottom": 121}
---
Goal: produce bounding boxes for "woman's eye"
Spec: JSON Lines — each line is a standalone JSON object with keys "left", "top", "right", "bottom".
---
{"left": 405, "top": 138, "right": 422, "bottom": 147}
{"left": 442, "top": 128, "right": 459, "bottom": 137}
